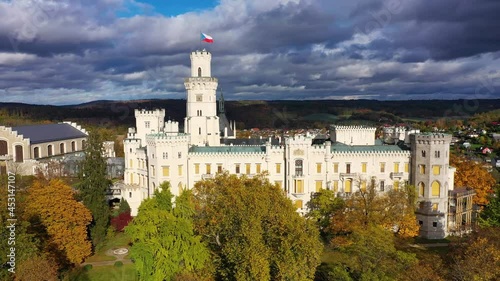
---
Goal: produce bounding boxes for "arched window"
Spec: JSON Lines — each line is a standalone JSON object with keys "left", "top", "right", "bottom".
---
{"left": 295, "top": 159, "right": 303, "bottom": 176}
{"left": 178, "top": 182, "right": 183, "bottom": 195}
{"left": 71, "top": 141, "right": 76, "bottom": 152}
{"left": 0, "top": 140, "right": 7, "bottom": 155}
{"left": 418, "top": 182, "right": 425, "bottom": 197}
{"left": 198, "top": 67, "right": 202, "bottom": 77}
{"left": 47, "top": 145, "right": 53, "bottom": 156}
{"left": 199, "top": 127, "right": 202, "bottom": 135}
{"left": 33, "top": 147, "right": 40, "bottom": 159}
{"left": 422, "top": 150, "right": 426, "bottom": 157}
{"left": 345, "top": 179, "right": 352, "bottom": 193}
{"left": 15, "top": 145, "right": 23, "bottom": 162}
{"left": 431, "top": 181, "right": 440, "bottom": 197}
{"left": 60, "top": 143, "right": 65, "bottom": 154}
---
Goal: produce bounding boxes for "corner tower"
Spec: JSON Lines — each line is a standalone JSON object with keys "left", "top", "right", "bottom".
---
{"left": 410, "top": 133, "right": 452, "bottom": 239}
{"left": 184, "top": 49, "right": 220, "bottom": 146}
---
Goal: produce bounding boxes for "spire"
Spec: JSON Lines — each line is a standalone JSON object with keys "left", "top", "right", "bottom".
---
{"left": 218, "top": 88, "right": 225, "bottom": 114}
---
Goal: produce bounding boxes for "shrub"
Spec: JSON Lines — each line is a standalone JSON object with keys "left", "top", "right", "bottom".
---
{"left": 114, "top": 261, "right": 123, "bottom": 268}
{"left": 111, "top": 212, "right": 133, "bottom": 232}
{"left": 83, "top": 264, "right": 93, "bottom": 271}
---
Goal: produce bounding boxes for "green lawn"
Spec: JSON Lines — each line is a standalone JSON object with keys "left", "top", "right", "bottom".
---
{"left": 84, "top": 232, "right": 131, "bottom": 263}
{"left": 66, "top": 264, "right": 137, "bottom": 281}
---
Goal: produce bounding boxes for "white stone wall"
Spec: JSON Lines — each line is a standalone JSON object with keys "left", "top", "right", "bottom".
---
{"left": 331, "top": 126, "right": 376, "bottom": 145}
{"left": 135, "top": 109, "right": 165, "bottom": 144}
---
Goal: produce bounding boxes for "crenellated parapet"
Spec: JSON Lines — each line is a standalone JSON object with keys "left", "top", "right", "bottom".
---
{"left": 411, "top": 133, "right": 452, "bottom": 145}
{"left": 62, "top": 121, "right": 88, "bottom": 135}
{"left": 135, "top": 109, "right": 166, "bottom": 118}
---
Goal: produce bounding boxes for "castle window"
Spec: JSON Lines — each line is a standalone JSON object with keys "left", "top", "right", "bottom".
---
{"left": 294, "top": 199, "right": 303, "bottom": 209}
{"left": 130, "top": 148, "right": 132, "bottom": 153}
{"left": 432, "top": 165, "right": 441, "bottom": 175}
{"left": 431, "top": 181, "right": 440, "bottom": 197}
{"left": 294, "top": 180, "right": 304, "bottom": 193}
{"left": 33, "top": 147, "right": 40, "bottom": 159}
{"left": 333, "top": 163, "right": 338, "bottom": 173}
{"left": 432, "top": 222, "right": 437, "bottom": 227}
{"left": 422, "top": 150, "right": 426, "bottom": 157}
{"left": 360, "top": 181, "right": 367, "bottom": 192}
{"left": 199, "top": 127, "right": 202, "bottom": 135}
{"left": 60, "top": 143, "right": 65, "bottom": 154}
{"left": 393, "top": 180, "right": 399, "bottom": 190}
{"left": 178, "top": 152, "right": 182, "bottom": 158}
{"left": 380, "top": 180, "right": 385, "bottom": 192}
{"left": 235, "top": 164, "right": 240, "bottom": 174}
{"left": 246, "top": 163, "right": 251, "bottom": 175}
{"left": 198, "top": 67, "right": 202, "bottom": 77}
{"left": 418, "top": 182, "right": 425, "bottom": 197}
{"left": 394, "top": 163, "right": 399, "bottom": 173}
{"left": 346, "top": 163, "right": 351, "bottom": 174}
{"left": 435, "top": 150, "right": 440, "bottom": 158}
{"left": 151, "top": 165, "right": 155, "bottom": 176}
{"left": 129, "top": 159, "right": 133, "bottom": 168}
{"left": 380, "top": 162, "right": 385, "bottom": 173}
{"left": 0, "top": 140, "right": 7, "bottom": 155}
{"left": 178, "top": 165, "right": 183, "bottom": 176}
{"left": 217, "top": 164, "right": 223, "bottom": 173}
{"left": 419, "top": 164, "right": 426, "bottom": 174}
{"left": 82, "top": 140, "right": 86, "bottom": 149}
{"left": 344, "top": 179, "right": 352, "bottom": 193}
{"left": 48, "top": 145, "right": 53, "bottom": 156}
{"left": 316, "top": 180, "right": 323, "bottom": 192}
{"left": 295, "top": 159, "right": 303, "bottom": 176}
{"left": 15, "top": 145, "right": 23, "bottom": 163}
{"left": 206, "top": 164, "right": 211, "bottom": 174}
{"left": 256, "top": 163, "right": 261, "bottom": 173}
{"left": 129, "top": 192, "right": 132, "bottom": 198}
{"left": 194, "top": 164, "right": 200, "bottom": 174}
{"left": 163, "top": 152, "right": 168, "bottom": 159}
{"left": 404, "top": 163, "right": 409, "bottom": 173}
{"left": 196, "top": 95, "right": 203, "bottom": 102}
{"left": 71, "top": 141, "right": 76, "bottom": 152}
{"left": 145, "top": 121, "right": 150, "bottom": 129}
{"left": 419, "top": 220, "right": 423, "bottom": 226}
{"left": 276, "top": 163, "right": 281, "bottom": 174}
{"left": 316, "top": 163, "right": 322, "bottom": 174}
{"left": 432, "top": 203, "right": 438, "bottom": 211}
{"left": 361, "top": 163, "right": 367, "bottom": 173}
{"left": 178, "top": 183, "right": 183, "bottom": 195}
{"left": 162, "top": 166, "right": 170, "bottom": 177}
{"left": 333, "top": 180, "right": 339, "bottom": 192}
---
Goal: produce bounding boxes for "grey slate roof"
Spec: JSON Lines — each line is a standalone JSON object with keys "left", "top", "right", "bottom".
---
{"left": 12, "top": 123, "right": 88, "bottom": 144}
{"left": 189, "top": 146, "right": 265, "bottom": 153}
{"left": 331, "top": 142, "right": 408, "bottom": 153}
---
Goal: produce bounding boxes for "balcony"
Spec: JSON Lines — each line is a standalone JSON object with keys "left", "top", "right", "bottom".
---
{"left": 390, "top": 172, "right": 404, "bottom": 179}
{"left": 340, "top": 173, "right": 357, "bottom": 178}
{"left": 292, "top": 173, "right": 304, "bottom": 179}
{"left": 201, "top": 174, "right": 214, "bottom": 180}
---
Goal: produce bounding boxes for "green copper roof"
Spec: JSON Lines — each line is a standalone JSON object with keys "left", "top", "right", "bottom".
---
{"left": 189, "top": 146, "right": 265, "bottom": 153}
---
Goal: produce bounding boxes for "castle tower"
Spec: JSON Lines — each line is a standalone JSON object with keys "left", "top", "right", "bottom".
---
{"left": 135, "top": 109, "right": 165, "bottom": 145}
{"left": 410, "top": 133, "right": 452, "bottom": 239}
{"left": 184, "top": 49, "right": 220, "bottom": 146}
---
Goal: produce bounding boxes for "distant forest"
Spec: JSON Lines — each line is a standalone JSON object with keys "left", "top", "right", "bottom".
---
{"left": 1, "top": 99, "right": 499, "bottom": 130}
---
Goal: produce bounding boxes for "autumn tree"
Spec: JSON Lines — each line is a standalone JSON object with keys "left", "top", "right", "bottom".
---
{"left": 126, "top": 182, "right": 210, "bottom": 281}
{"left": 77, "top": 131, "right": 111, "bottom": 247}
{"left": 306, "top": 188, "right": 345, "bottom": 241}
{"left": 193, "top": 173, "right": 323, "bottom": 281}
{"left": 15, "top": 255, "right": 58, "bottom": 281}
{"left": 451, "top": 155, "right": 496, "bottom": 206}
{"left": 449, "top": 227, "right": 500, "bottom": 281}
{"left": 27, "top": 179, "right": 92, "bottom": 265}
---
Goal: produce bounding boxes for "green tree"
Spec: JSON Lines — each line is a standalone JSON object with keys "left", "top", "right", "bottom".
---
{"left": 77, "top": 131, "right": 111, "bottom": 248}
{"left": 306, "top": 188, "right": 345, "bottom": 241}
{"left": 118, "top": 198, "right": 131, "bottom": 215}
{"left": 193, "top": 173, "right": 323, "bottom": 281}
{"left": 479, "top": 187, "right": 500, "bottom": 227}
{"left": 125, "top": 182, "right": 210, "bottom": 281}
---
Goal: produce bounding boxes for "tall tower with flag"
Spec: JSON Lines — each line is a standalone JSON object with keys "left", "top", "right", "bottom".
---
{"left": 184, "top": 49, "right": 220, "bottom": 146}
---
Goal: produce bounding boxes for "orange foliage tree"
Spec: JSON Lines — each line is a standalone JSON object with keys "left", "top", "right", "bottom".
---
{"left": 27, "top": 179, "right": 92, "bottom": 264}
{"left": 450, "top": 155, "right": 496, "bottom": 206}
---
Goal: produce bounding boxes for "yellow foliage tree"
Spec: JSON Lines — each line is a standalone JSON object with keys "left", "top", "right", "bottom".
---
{"left": 451, "top": 155, "right": 496, "bottom": 206}
{"left": 27, "top": 179, "right": 92, "bottom": 264}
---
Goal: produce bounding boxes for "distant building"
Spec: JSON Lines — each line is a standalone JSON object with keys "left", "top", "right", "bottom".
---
{"left": 0, "top": 122, "right": 88, "bottom": 175}
{"left": 447, "top": 188, "right": 476, "bottom": 236}
{"left": 121, "top": 49, "right": 466, "bottom": 239}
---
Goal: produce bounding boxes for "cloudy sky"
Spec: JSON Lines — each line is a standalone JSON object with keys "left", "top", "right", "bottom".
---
{"left": 0, "top": 0, "right": 499, "bottom": 105}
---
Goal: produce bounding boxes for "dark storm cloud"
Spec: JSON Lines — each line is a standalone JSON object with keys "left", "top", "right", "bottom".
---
{"left": 0, "top": 0, "right": 499, "bottom": 105}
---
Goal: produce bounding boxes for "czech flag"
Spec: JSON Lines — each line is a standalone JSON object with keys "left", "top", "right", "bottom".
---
{"left": 201, "top": 33, "right": 214, "bottom": 43}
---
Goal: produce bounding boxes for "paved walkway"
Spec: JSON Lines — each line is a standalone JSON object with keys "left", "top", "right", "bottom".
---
{"left": 82, "top": 247, "right": 133, "bottom": 267}
{"left": 409, "top": 243, "right": 449, "bottom": 249}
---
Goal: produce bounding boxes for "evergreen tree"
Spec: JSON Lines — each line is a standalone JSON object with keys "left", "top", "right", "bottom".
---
{"left": 479, "top": 187, "right": 500, "bottom": 227}
{"left": 77, "top": 131, "right": 111, "bottom": 248}
{"left": 118, "top": 198, "right": 131, "bottom": 215}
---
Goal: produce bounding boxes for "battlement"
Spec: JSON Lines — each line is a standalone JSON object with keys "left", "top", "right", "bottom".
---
{"left": 62, "top": 121, "right": 88, "bottom": 135}
{"left": 0, "top": 126, "right": 29, "bottom": 142}
{"left": 331, "top": 125, "right": 376, "bottom": 131}
{"left": 135, "top": 109, "right": 166, "bottom": 117}
{"left": 411, "top": 133, "right": 452, "bottom": 144}
{"left": 184, "top": 77, "right": 218, "bottom": 83}
{"left": 191, "top": 49, "right": 211, "bottom": 58}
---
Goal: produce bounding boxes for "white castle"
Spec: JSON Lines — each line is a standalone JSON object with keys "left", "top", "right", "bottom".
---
{"left": 123, "top": 50, "right": 459, "bottom": 239}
